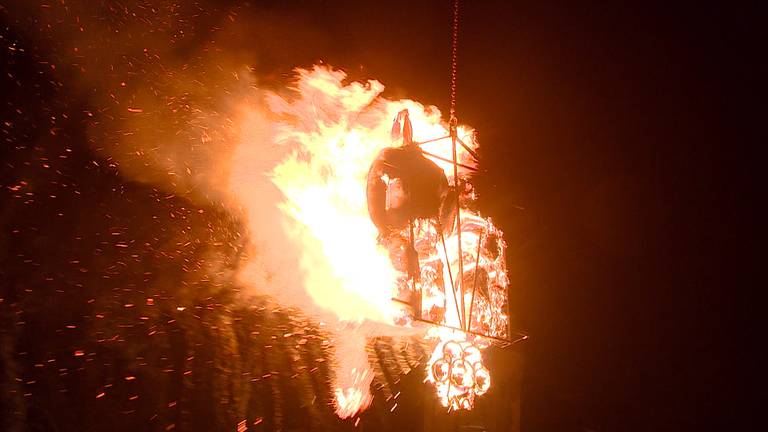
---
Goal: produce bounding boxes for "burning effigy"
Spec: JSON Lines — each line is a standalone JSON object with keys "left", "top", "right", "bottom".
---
{"left": 0, "top": 0, "right": 524, "bottom": 429}
{"left": 232, "top": 65, "right": 515, "bottom": 417}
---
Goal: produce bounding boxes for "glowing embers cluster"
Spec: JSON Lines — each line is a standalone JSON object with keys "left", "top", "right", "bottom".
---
{"left": 414, "top": 214, "right": 508, "bottom": 411}
{"left": 409, "top": 212, "right": 510, "bottom": 335}
{"left": 426, "top": 338, "right": 491, "bottom": 410}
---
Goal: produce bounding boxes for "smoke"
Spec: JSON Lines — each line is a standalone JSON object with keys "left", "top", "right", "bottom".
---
{"left": 2, "top": 0, "right": 422, "bottom": 418}
{"left": 1, "top": 0, "right": 320, "bottom": 302}
{"left": 2, "top": 0, "right": 333, "bottom": 202}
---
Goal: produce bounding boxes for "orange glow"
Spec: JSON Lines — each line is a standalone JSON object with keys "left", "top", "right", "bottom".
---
{"left": 426, "top": 337, "right": 491, "bottom": 410}
{"left": 232, "top": 65, "right": 509, "bottom": 417}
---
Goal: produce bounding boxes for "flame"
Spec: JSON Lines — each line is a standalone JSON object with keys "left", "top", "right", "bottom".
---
{"left": 266, "top": 67, "right": 480, "bottom": 325}
{"left": 413, "top": 211, "right": 509, "bottom": 410}
{"left": 232, "top": 65, "right": 509, "bottom": 417}
{"left": 425, "top": 336, "right": 491, "bottom": 410}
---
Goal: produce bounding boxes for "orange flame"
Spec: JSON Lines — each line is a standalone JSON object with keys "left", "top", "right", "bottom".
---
{"left": 231, "top": 65, "right": 509, "bottom": 417}
{"left": 426, "top": 337, "right": 491, "bottom": 410}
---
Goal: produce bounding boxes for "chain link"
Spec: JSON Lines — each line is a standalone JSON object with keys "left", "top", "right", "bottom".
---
{"left": 449, "top": 0, "right": 459, "bottom": 123}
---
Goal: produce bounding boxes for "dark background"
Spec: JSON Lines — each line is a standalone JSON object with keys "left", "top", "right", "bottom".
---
{"left": 1, "top": 1, "right": 758, "bottom": 431}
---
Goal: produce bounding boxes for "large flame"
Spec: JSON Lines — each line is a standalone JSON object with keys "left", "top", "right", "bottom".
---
{"left": 232, "top": 65, "right": 509, "bottom": 417}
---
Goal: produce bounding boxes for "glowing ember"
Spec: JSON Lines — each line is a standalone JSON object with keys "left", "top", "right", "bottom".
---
{"left": 426, "top": 337, "right": 491, "bottom": 410}
{"left": 234, "top": 65, "right": 510, "bottom": 417}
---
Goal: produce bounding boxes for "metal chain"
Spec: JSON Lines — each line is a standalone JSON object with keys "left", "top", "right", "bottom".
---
{"left": 449, "top": 0, "right": 459, "bottom": 123}
{"left": 447, "top": 0, "right": 464, "bottom": 329}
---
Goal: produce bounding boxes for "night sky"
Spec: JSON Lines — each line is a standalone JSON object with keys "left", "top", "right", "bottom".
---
{"left": 1, "top": 1, "right": 758, "bottom": 431}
